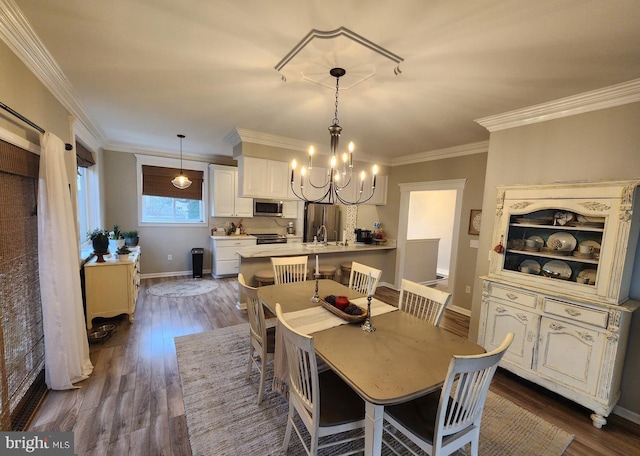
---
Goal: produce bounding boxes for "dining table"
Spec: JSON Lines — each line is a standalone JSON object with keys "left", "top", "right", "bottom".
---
{"left": 257, "top": 279, "right": 485, "bottom": 456}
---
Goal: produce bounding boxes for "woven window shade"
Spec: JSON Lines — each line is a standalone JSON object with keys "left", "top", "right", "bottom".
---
{"left": 0, "top": 139, "right": 45, "bottom": 431}
{"left": 142, "top": 165, "right": 203, "bottom": 200}
{"left": 75, "top": 142, "right": 95, "bottom": 168}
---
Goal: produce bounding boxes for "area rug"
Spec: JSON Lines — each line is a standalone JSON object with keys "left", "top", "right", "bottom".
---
{"left": 176, "top": 324, "right": 574, "bottom": 456}
{"left": 147, "top": 279, "right": 218, "bottom": 297}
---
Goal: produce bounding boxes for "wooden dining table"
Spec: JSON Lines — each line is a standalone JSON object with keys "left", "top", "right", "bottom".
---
{"left": 258, "top": 279, "right": 485, "bottom": 456}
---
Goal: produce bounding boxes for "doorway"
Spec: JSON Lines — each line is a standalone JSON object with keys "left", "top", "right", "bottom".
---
{"left": 395, "top": 179, "right": 466, "bottom": 297}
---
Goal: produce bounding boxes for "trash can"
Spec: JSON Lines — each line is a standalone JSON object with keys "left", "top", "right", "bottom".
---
{"left": 191, "top": 248, "right": 204, "bottom": 278}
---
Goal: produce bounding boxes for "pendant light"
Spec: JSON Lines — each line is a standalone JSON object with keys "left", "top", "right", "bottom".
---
{"left": 171, "top": 134, "right": 192, "bottom": 189}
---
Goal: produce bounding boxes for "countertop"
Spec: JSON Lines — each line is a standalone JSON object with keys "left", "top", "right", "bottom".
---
{"left": 237, "top": 240, "right": 396, "bottom": 259}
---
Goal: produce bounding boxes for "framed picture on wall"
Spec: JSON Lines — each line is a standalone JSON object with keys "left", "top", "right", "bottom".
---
{"left": 468, "top": 210, "right": 482, "bottom": 235}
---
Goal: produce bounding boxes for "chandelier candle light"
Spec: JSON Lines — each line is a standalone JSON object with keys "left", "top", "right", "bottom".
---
{"left": 171, "top": 134, "right": 192, "bottom": 189}
{"left": 290, "top": 68, "right": 378, "bottom": 205}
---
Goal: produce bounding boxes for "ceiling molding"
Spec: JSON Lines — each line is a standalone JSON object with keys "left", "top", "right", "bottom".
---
{"left": 475, "top": 78, "right": 640, "bottom": 132}
{"left": 226, "top": 127, "right": 323, "bottom": 153}
{"left": 391, "top": 141, "right": 489, "bottom": 167}
{"left": 0, "top": 0, "right": 107, "bottom": 146}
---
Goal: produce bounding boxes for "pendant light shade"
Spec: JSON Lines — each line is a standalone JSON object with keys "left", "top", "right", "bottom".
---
{"left": 172, "top": 134, "right": 192, "bottom": 189}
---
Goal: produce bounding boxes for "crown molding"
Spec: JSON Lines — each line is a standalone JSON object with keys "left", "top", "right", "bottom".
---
{"left": 225, "top": 127, "right": 321, "bottom": 153}
{"left": 0, "top": 0, "right": 107, "bottom": 146}
{"left": 475, "top": 78, "right": 640, "bottom": 132}
{"left": 391, "top": 141, "right": 489, "bottom": 166}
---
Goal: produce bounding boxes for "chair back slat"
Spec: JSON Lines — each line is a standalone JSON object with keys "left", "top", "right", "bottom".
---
{"left": 239, "top": 274, "right": 266, "bottom": 347}
{"left": 348, "top": 262, "right": 382, "bottom": 294}
{"left": 398, "top": 278, "right": 451, "bottom": 326}
{"left": 272, "top": 256, "right": 309, "bottom": 284}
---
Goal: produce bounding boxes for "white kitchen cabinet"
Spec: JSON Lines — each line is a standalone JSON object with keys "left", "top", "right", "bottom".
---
{"left": 211, "top": 236, "right": 256, "bottom": 278}
{"left": 282, "top": 200, "right": 298, "bottom": 219}
{"left": 479, "top": 180, "right": 640, "bottom": 428}
{"left": 238, "top": 156, "right": 290, "bottom": 199}
{"left": 210, "top": 164, "right": 253, "bottom": 218}
{"left": 84, "top": 247, "right": 141, "bottom": 329}
{"left": 365, "top": 174, "right": 387, "bottom": 205}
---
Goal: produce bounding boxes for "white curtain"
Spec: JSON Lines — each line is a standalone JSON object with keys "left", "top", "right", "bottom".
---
{"left": 38, "top": 132, "right": 93, "bottom": 389}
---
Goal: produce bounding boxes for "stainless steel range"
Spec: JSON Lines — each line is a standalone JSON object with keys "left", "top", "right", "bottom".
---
{"left": 252, "top": 233, "right": 288, "bottom": 245}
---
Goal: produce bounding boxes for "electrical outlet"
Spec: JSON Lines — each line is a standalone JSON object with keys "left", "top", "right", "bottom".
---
{"left": 465, "top": 285, "right": 471, "bottom": 294}
{"left": 168, "top": 254, "right": 172, "bottom": 260}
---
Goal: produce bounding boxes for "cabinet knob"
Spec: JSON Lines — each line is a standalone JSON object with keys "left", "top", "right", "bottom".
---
{"left": 506, "top": 293, "right": 518, "bottom": 300}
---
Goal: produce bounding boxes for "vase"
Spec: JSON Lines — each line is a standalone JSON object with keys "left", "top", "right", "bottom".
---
{"left": 92, "top": 237, "right": 109, "bottom": 263}
{"left": 125, "top": 236, "right": 139, "bottom": 247}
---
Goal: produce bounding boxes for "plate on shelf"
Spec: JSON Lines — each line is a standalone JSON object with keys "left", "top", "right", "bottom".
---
{"left": 581, "top": 240, "right": 601, "bottom": 249}
{"left": 515, "top": 217, "right": 553, "bottom": 225}
{"left": 519, "top": 259, "right": 541, "bottom": 274}
{"left": 546, "top": 232, "right": 577, "bottom": 251}
{"left": 527, "top": 235, "right": 544, "bottom": 247}
{"left": 578, "top": 269, "right": 597, "bottom": 284}
{"left": 542, "top": 260, "right": 572, "bottom": 280}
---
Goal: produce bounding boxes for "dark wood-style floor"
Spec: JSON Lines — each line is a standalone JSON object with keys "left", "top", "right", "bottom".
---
{"left": 27, "top": 277, "right": 640, "bottom": 455}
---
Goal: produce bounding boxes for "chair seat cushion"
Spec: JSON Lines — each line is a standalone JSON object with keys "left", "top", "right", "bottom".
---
{"left": 318, "top": 370, "right": 365, "bottom": 427}
{"left": 384, "top": 389, "right": 447, "bottom": 444}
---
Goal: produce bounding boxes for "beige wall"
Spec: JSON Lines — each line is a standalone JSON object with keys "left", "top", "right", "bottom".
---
{"left": 102, "top": 150, "right": 213, "bottom": 275}
{"left": 378, "top": 152, "right": 488, "bottom": 311}
{"left": 470, "top": 102, "right": 640, "bottom": 414}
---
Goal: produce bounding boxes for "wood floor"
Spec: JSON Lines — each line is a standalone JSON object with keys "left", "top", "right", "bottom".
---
{"left": 28, "top": 277, "right": 640, "bottom": 455}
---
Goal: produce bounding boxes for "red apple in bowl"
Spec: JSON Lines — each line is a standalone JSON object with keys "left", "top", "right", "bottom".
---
{"left": 335, "top": 296, "right": 350, "bottom": 310}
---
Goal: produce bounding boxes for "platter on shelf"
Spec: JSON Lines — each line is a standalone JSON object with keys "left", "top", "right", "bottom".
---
{"left": 546, "top": 232, "right": 577, "bottom": 251}
{"left": 541, "top": 260, "right": 572, "bottom": 280}
{"left": 577, "top": 269, "right": 597, "bottom": 285}
{"left": 519, "top": 259, "right": 541, "bottom": 274}
{"left": 515, "top": 217, "right": 553, "bottom": 225}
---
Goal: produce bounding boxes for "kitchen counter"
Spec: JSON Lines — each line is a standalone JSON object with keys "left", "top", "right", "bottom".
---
{"left": 237, "top": 240, "right": 396, "bottom": 258}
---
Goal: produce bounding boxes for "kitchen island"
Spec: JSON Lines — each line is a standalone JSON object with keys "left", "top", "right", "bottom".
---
{"left": 237, "top": 240, "right": 396, "bottom": 288}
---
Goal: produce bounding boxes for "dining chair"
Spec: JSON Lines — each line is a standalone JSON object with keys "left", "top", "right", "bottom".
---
{"left": 271, "top": 255, "right": 308, "bottom": 284}
{"left": 239, "top": 273, "right": 275, "bottom": 405}
{"left": 276, "top": 303, "right": 365, "bottom": 455}
{"left": 348, "top": 261, "right": 382, "bottom": 294}
{"left": 398, "top": 278, "right": 451, "bottom": 326}
{"left": 382, "top": 332, "right": 514, "bottom": 456}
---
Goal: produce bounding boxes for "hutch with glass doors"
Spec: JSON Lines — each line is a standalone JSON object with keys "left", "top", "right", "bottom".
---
{"left": 478, "top": 179, "right": 640, "bottom": 428}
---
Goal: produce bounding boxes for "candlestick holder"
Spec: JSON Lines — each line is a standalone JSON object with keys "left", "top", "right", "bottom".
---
{"left": 310, "top": 273, "right": 321, "bottom": 302}
{"left": 361, "top": 295, "right": 376, "bottom": 332}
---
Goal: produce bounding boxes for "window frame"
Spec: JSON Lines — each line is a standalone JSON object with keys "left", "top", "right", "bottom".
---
{"left": 135, "top": 154, "right": 209, "bottom": 227}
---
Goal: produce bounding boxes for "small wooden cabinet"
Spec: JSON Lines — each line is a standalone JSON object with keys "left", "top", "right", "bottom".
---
{"left": 84, "top": 247, "right": 140, "bottom": 329}
{"left": 479, "top": 180, "right": 640, "bottom": 428}
{"left": 211, "top": 236, "right": 256, "bottom": 278}
{"left": 210, "top": 164, "right": 253, "bottom": 217}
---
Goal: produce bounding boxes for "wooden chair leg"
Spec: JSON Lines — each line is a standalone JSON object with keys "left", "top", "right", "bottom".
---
{"left": 245, "top": 346, "right": 254, "bottom": 379}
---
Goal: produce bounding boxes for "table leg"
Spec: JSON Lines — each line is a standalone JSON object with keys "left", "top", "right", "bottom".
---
{"left": 364, "top": 402, "right": 384, "bottom": 455}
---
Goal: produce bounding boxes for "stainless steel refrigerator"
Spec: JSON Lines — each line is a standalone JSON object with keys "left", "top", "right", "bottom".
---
{"left": 303, "top": 203, "right": 340, "bottom": 243}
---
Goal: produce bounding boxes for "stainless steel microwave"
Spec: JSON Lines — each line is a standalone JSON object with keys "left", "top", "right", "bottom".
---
{"left": 253, "top": 200, "right": 283, "bottom": 217}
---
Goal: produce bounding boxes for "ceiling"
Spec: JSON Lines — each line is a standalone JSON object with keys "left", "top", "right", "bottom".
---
{"left": 8, "top": 0, "right": 640, "bottom": 163}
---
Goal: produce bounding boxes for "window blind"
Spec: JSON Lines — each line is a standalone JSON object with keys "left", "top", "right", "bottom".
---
{"left": 75, "top": 141, "right": 95, "bottom": 168}
{"left": 142, "top": 165, "right": 203, "bottom": 200}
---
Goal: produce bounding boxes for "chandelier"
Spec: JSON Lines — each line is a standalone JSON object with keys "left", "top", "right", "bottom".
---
{"left": 171, "top": 134, "right": 192, "bottom": 189}
{"left": 289, "top": 68, "right": 377, "bottom": 205}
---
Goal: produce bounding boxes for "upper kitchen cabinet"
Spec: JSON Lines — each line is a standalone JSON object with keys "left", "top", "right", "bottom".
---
{"left": 488, "top": 179, "right": 640, "bottom": 305}
{"left": 365, "top": 174, "right": 388, "bottom": 205}
{"left": 210, "top": 164, "right": 253, "bottom": 218}
{"left": 238, "top": 156, "right": 290, "bottom": 199}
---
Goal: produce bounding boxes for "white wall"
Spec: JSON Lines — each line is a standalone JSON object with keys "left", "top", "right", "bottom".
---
{"left": 407, "top": 189, "right": 456, "bottom": 275}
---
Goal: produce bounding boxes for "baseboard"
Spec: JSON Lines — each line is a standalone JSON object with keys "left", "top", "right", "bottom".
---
{"left": 613, "top": 405, "right": 640, "bottom": 425}
{"left": 447, "top": 304, "right": 471, "bottom": 317}
{"left": 140, "top": 268, "right": 212, "bottom": 280}
{"left": 378, "top": 281, "right": 397, "bottom": 290}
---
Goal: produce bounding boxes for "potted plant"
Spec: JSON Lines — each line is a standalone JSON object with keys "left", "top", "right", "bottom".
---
{"left": 87, "top": 228, "right": 110, "bottom": 262}
{"left": 110, "top": 225, "right": 125, "bottom": 252}
{"left": 122, "top": 230, "right": 139, "bottom": 247}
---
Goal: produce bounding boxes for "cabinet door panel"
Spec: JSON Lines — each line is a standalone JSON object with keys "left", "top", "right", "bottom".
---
{"left": 538, "top": 317, "right": 604, "bottom": 394}
{"left": 267, "top": 160, "right": 289, "bottom": 198}
{"left": 484, "top": 301, "right": 538, "bottom": 369}
{"left": 211, "top": 167, "right": 235, "bottom": 216}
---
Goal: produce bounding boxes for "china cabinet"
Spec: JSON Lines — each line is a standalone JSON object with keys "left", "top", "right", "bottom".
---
{"left": 479, "top": 179, "right": 640, "bottom": 428}
{"left": 209, "top": 164, "right": 253, "bottom": 217}
{"left": 84, "top": 247, "right": 141, "bottom": 329}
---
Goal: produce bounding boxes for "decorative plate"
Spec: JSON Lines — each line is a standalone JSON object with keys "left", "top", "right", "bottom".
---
{"left": 527, "top": 235, "right": 545, "bottom": 247}
{"left": 546, "top": 232, "right": 577, "bottom": 251}
{"left": 542, "top": 260, "right": 572, "bottom": 280}
{"left": 515, "top": 217, "right": 553, "bottom": 225}
{"left": 519, "top": 259, "right": 541, "bottom": 274}
{"left": 578, "top": 269, "right": 597, "bottom": 284}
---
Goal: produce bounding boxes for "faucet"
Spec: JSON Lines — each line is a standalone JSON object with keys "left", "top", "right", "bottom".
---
{"left": 317, "top": 225, "right": 327, "bottom": 246}
{"left": 334, "top": 231, "right": 339, "bottom": 246}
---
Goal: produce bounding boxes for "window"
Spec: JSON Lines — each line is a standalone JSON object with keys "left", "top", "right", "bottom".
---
{"left": 75, "top": 141, "right": 100, "bottom": 247}
{"left": 136, "top": 155, "right": 208, "bottom": 226}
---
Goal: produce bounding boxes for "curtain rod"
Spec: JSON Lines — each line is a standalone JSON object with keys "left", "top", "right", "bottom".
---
{"left": 0, "top": 101, "right": 73, "bottom": 151}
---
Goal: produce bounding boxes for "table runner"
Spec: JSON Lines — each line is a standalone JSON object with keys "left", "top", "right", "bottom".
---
{"left": 273, "top": 298, "right": 397, "bottom": 394}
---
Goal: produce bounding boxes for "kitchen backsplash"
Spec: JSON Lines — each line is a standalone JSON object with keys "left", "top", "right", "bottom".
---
{"left": 210, "top": 216, "right": 294, "bottom": 235}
